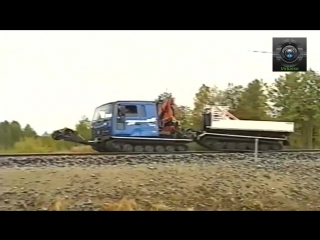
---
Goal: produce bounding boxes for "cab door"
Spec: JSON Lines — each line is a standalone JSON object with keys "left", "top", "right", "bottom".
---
{"left": 114, "top": 103, "right": 159, "bottom": 137}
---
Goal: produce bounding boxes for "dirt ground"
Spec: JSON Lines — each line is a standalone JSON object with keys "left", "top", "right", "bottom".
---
{"left": 1, "top": 163, "right": 319, "bottom": 210}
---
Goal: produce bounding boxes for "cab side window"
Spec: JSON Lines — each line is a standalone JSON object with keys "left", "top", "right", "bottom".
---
{"left": 125, "top": 105, "right": 138, "bottom": 117}
{"left": 124, "top": 105, "right": 146, "bottom": 117}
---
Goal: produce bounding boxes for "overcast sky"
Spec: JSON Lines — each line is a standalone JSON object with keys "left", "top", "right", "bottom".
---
{"left": 0, "top": 30, "right": 319, "bottom": 134}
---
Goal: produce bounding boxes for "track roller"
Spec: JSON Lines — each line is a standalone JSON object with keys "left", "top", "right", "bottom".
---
{"left": 165, "top": 145, "right": 175, "bottom": 152}
{"left": 123, "top": 144, "right": 133, "bottom": 152}
{"left": 155, "top": 145, "right": 165, "bottom": 152}
{"left": 112, "top": 142, "right": 121, "bottom": 150}
{"left": 134, "top": 145, "right": 144, "bottom": 152}
{"left": 144, "top": 145, "right": 154, "bottom": 152}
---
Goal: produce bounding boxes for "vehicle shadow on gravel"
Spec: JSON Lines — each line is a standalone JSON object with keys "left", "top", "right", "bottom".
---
{"left": 1, "top": 163, "right": 320, "bottom": 211}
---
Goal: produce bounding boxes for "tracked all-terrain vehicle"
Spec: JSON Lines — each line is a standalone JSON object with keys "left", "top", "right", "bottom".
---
{"left": 52, "top": 99, "right": 294, "bottom": 152}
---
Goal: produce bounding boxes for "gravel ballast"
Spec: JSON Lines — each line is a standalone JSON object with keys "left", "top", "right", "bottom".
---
{"left": 1, "top": 152, "right": 320, "bottom": 210}
{"left": 1, "top": 152, "right": 320, "bottom": 168}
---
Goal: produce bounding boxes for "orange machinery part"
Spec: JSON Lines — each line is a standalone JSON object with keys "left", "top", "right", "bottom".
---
{"left": 157, "top": 98, "right": 178, "bottom": 132}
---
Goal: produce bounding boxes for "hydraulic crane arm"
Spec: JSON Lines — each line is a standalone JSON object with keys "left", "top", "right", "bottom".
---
{"left": 158, "top": 98, "right": 177, "bottom": 125}
{"left": 157, "top": 98, "right": 180, "bottom": 133}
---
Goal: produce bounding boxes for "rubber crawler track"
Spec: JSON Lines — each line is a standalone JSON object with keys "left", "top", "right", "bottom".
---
{"left": 1, "top": 149, "right": 320, "bottom": 157}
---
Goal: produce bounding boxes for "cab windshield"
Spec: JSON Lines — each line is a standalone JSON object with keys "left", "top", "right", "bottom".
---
{"left": 92, "top": 104, "right": 113, "bottom": 122}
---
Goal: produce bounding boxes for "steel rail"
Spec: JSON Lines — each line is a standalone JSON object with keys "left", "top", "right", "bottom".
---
{"left": 1, "top": 149, "right": 320, "bottom": 157}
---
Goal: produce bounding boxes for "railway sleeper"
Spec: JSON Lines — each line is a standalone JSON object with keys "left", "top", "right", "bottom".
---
{"left": 96, "top": 139, "right": 189, "bottom": 152}
{"left": 199, "top": 136, "right": 282, "bottom": 152}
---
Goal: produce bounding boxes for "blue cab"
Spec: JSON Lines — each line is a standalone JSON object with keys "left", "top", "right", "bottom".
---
{"left": 91, "top": 101, "right": 159, "bottom": 139}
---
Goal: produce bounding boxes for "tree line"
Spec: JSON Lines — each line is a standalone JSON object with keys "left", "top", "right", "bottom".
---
{"left": 0, "top": 117, "right": 92, "bottom": 153}
{"left": 158, "top": 69, "right": 320, "bottom": 149}
{"left": 1, "top": 69, "right": 320, "bottom": 152}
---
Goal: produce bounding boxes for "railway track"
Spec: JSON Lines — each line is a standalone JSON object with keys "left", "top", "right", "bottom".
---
{"left": 1, "top": 149, "right": 320, "bottom": 157}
